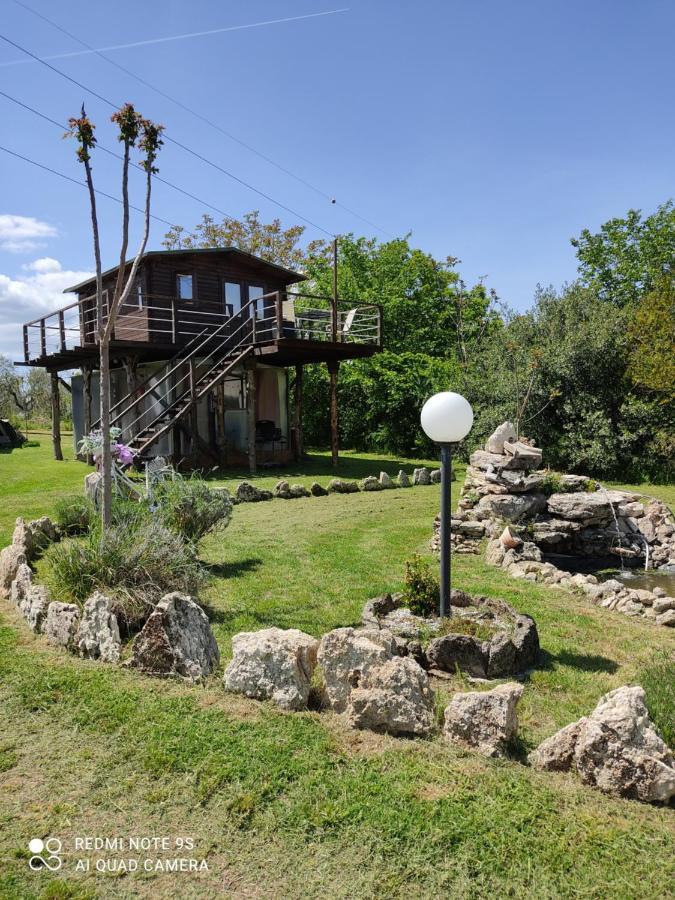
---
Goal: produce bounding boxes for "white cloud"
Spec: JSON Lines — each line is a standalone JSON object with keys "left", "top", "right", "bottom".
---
{"left": 0, "top": 258, "right": 93, "bottom": 360}
{"left": 0, "top": 214, "right": 59, "bottom": 253}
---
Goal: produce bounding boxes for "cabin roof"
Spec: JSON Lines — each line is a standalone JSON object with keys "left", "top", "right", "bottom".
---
{"left": 63, "top": 247, "right": 307, "bottom": 294}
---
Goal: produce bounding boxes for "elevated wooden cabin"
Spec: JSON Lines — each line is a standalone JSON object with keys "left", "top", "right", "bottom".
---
{"left": 21, "top": 248, "right": 382, "bottom": 469}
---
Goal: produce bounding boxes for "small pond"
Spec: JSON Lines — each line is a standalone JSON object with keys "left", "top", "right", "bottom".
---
{"left": 545, "top": 554, "right": 675, "bottom": 595}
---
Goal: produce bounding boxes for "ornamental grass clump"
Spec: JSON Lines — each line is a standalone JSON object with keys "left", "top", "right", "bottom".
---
{"left": 151, "top": 476, "right": 233, "bottom": 544}
{"left": 54, "top": 495, "right": 95, "bottom": 535}
{"left": 42, "top": 521, "right": 205, "bottom": 626}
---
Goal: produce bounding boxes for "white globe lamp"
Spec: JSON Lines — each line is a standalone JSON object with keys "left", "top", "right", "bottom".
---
{"left": 420, "top": 391, "right": 474, "bottom": 616}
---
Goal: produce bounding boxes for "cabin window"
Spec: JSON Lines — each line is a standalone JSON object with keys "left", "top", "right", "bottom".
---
{"left": 224, "top": 281, "right": 242, "bottom": 317}
{"left": 177, "top": 274, "right": 193, "bottom": 301}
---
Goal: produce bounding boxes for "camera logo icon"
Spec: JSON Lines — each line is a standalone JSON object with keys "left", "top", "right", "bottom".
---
{"left": 28, "top": 837, "right": 63, "bottom": 871}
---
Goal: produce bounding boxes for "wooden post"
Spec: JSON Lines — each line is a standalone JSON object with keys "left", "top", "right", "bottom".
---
{"left": 23, "top": 325, "right": 29, "bottom": 363}
{"left": 123, "top": 356, "right": 137, "bottom": 397}
{"left": 332, "top": 237, "right": 338, "bottom": 342}
{"left": 59, "top": 310, "right": 66, "bottom": 352}
{"left": 275, "top": 291, "right": 283, "bottom": 340}
{"left": 294, "top": 363, "right": 304, "bottom": 461}
{"left": 328, "top": 360, "right": 339, "bottom": 468}
{"left": 50, "top": 370, "right": 63, "bottom": 461}
{"left": 246, "top": 358, "right": 257, "bottom": 474}
{"left": 215, "top": 382, "right": 226, "bottom": 458}
{"left": 82, "top": 364, "right": 93, "bottom": 464}
{"left": 188, "top": 359, "right": 199, "bottom": 466}
{"left": 40, "top": 319, "right": 47, "bottom": 357}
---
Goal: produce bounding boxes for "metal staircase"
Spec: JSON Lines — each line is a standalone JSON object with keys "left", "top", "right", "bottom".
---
{"left": 97, "top": 295, "right": 265, "bottom": 458}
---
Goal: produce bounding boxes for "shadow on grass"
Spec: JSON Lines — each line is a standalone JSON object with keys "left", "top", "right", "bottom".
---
{"left": 204, "top": 558, "right": 264, "bottom": 579}
{"left": 541, "top": 649, "right": 619, "bottom": 674}
{"left": 201, "top": 452, "right": 445, "bottom": 484}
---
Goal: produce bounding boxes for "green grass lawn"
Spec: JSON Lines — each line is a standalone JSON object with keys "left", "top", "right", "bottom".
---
{"left": 0, "top": 442, "right": 674, "bottom": 899}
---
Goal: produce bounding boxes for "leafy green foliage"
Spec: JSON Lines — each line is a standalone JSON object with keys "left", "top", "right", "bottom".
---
{"left": 152, "top": 476, "right": 233, "bottom": 544}
{"left": 628, "top": 277, "right": 675, "bottom": 398}
{"left": 402, "top": 554, "right": 440, "bottom": 617}
{"left": 572, "top": 201, "right": 675, "bottom": 306}
{"left": 639, "top": 651, "right": 675, "bottom": 749}
{"left": 163, "top": 211, "right": 314, "bottom": 270}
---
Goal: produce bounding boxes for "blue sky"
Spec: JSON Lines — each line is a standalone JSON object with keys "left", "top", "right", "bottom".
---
{"left": 1, "top": 0, "right": 673, "bottom": 357}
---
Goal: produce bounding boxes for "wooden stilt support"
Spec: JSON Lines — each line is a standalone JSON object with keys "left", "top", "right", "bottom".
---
{"left": 246, "top": 358, "right": 257, "bottom": 475}
{"left": 123, "top": 355, "right": 138, "bottom": 397}
{"left": 82, "top": 364, "right": 93, "bottom": 464}
{"left": 328, "top": 360, "right": 339, "bottom": 468}
{"left": 50, "top": 370, "right": 63, "bottom": 461}
{"left": 294, "top": 363, "right": 304, "bottom": 461}
{"left": 188, "top": 359, "right": 200, "bottom": 467}
{"left": 215, "top": 382, "right": 226, "bottom": 460}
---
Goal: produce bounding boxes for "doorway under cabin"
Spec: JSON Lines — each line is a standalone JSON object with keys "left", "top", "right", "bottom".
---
{"left": 22, "top": 247, "right": 382, "bottom": 472}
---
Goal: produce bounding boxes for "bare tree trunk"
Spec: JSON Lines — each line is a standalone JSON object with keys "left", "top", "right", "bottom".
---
{"left": 82, "top": 153, "right": 109, "bottom": 525}
{"left": 50, "top": 371, "right": 63, "bottom": 461}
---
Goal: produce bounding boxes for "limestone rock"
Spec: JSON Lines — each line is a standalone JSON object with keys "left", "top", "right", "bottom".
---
{"left": 443, "top": 682, "right": 523, "bottom": 757}
{"left": 529, "top": 686, "right": 675, "bottom": 804}
{"left": 413, "top": 467, "right": 431, "bottom": 486}
{"left": 224, "top": 627, "right": 318, "bottom": 711}
{"left": 652, "top": 596, "right": 675, "bottom": 614}
{"left": 429, "top": 468, "right": 440, "bottom": 484}
{"left": 397, "top": 470, "right": 411, "bottom": 487}
{"left": 485, "top": 421, "right": 517, "bottom": 454}
{"left": 656, "top": 609, "right": 675, "bottom": 627}
{"left": 511, "top": 614, "right": 540, "bottom": 670}
{"left": 502, "top": 441, "right": 543, "bottom": 469}
{"left": 0, "top": 544, "right": 28, "bottom": 599}
{"left": 12, "top": 516, "right": 58, "bottom": 560}
{"left": 379, "top": 471, "right": 394, "bottom": 489}
{"left": 84, "top": 471, "right": 102, "bottom": 503}
{"left": 128, "top": 593, "right": 219, "bottom": 682}
{"left": 19, "top": 584, "right": 50, "bottom": 633}
{"left": 546, "top": 491, "right": 612, "bottom": 524}
{"left": 486, "top": 631, "right": 517, "bottom": 678}
{"left": 289, "top": 484, "right": 310, "bottom": 498}
{"left": 44, "top": 602, "right": 81, "bottom": 650}
{"left": 361, "top": 593, "right": 400, "bottom": 627}
{"left": 274, "top": 479, "right": 292, "bottom": 498}
{"left": 478, "top": 492, "right": 546, "bottom": 522}
{"left": 76, "top": 591, "right": 121, "bottom": 663}
{"left": 426, "top": 633, "right": 489, "bottom": 678}
{"left": 235, "top": 481, "right": 273, "bottom": 503}
{"left": 310, "top": 481, "right": 328, "bottom": 497}
{"left": 347, "top": 656, "right": 435, "bottom": 736}
{"left": 361, "top": 476, "right": 383, "bottom": 492}
{"left": 317, "top": 626, "right": 398, "bottom": 712}
{"left": 10, "top": 562, "right": 33, "bottom": 606}
{"left": 327, "top": 478, "right": 360, "bottom": 494}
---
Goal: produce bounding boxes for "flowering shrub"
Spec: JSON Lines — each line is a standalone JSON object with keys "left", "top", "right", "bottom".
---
{"left": 78, "top": 427, "right": 136, "bottom": 467}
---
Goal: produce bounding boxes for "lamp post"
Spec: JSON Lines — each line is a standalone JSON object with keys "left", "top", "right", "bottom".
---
{"left": 420, "top": 391, "right": 473, "bottom": 617}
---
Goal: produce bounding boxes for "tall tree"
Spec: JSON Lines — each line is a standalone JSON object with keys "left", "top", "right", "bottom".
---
{"left": 163, "top": 211, "right": 321, "bottom": 271}
{"left": 571, "top": 200, "right": 675, "bottom": 306}
{"left": 628, "top": 276, "right": 675, "bottom": 398}
{"left": 68, "top": 104, "right": 163, "bottom": 527}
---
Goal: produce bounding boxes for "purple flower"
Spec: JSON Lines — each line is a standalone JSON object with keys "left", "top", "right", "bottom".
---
{"left": 113, "top": 442, "right": 136, "bottom": 466}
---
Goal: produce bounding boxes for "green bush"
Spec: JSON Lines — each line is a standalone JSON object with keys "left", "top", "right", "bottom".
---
{"left": 402, "top": 555, "right": 440, "bottom": 617}
{"left": 42, "top": 522, "right": 206, "bottom": 625}
{"left": 639, "top": 651, "right": 675, "bottom": 749}
{"left": 152, "top": 476, "right": 233, "bottom": 544}
{"left": 54, "top": 495, "right": 95, "bottom": 535}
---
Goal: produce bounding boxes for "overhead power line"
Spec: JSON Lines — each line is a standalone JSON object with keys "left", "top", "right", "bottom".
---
{"left": 0, "top": 88, "right": 240, "bottom": 227}
{"left": 0, "top": 143, "right": 180, "bottom": 231}
{"left": 10, "top": 0, "right": 395, "bottom": 239}
{"left": 0, "top": 30, "right": 335, "bottom": 237}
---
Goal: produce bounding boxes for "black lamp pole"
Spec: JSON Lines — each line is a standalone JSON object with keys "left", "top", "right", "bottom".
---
{"left": 439, "top": 442, "right": 452, "bottom": 617}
